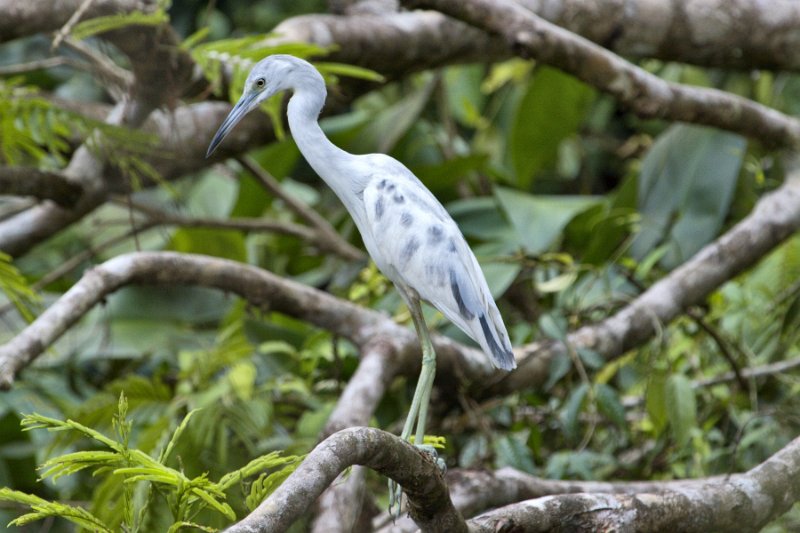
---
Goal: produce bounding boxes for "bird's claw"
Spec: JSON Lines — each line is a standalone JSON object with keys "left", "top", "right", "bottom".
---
{"left": 387, "top": 443, "right": 446, "bottom": 521}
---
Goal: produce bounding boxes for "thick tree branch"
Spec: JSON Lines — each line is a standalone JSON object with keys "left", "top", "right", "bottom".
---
{"left": 0, "top": 250, "right": 492, "bottom": 389}
{"left": 467, "top": 434, "right": 800, "bottom": 532}
{"left": 224, "top": 427, "right": 466, "bottom": 533}
{"left": 404, "top": 0, "right": 800, "bottom": 149}
{"left": 0, "top": 167, "right": 83, "bottom": 207}
{"left": 520, "top": 0, "right": 800, "bottom": 71}
{"left": 0, "top": 251, "right": 384, "bottom": 388}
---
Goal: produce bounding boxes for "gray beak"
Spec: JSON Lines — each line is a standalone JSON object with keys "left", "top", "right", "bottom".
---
{"left": 206, "top": 93, "right": 256, "bottom": 158}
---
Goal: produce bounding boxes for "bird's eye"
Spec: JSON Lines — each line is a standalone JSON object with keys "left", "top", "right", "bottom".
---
{"left": 255, "top": 78, "right": 266, "bottom": 89}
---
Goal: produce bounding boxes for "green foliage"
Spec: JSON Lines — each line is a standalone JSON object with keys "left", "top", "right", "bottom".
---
{"left": 70, "top": 8, "right": 170, "bottom": 41}
{"left": 510, "top": 67, "right": 595, "bottom": 187}
{"left": 631, "top": 124, "right": 746, "bottom": 269}
{"left": 5, "top": 2, "right": 800, "bottom": 529}
{"left": 0, "top": 393, "right": 302, "bottom": 531}
{"left": 0, "top": 251, "right": 39, "bottom": 322}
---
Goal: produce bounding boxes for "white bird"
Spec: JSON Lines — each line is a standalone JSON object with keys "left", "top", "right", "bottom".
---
{"left": 207, "top": 54, "right": 516, "bottom": 507}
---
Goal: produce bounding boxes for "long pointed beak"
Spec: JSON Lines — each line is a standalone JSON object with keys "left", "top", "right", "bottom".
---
{"left": 206, "top": 93, "right": 256, "bottom": 158}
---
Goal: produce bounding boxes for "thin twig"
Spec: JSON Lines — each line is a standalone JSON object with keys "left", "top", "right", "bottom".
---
{"left": 51, "top": 0, "right": 96, "bottom": 50}
{"left": 236, "top": 156, "right": 365, "bottom": 261}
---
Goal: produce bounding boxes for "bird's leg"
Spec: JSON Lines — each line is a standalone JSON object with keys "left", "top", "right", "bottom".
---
{"left": 390, "top": 299, "right": 439, "bottom": 518}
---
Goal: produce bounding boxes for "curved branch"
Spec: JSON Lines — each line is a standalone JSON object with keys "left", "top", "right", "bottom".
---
{"left": 224, "top": 427, "right": 466, "bottom": 533}
{"left": 468, "top": 434, "right": 800, "bottom": 532}
{"left": 521, "top": 0, "right": 800, "bottom": 72}
{"left": 404, "top": 0, "right": 800, "bottom": 149}
{"left": 0, "top": 251, "right": 388, "bottom": 389}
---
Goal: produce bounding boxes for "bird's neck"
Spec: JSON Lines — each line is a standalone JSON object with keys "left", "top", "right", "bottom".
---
{"left": 287, "top": 85, "right": 358, "bottom": 195}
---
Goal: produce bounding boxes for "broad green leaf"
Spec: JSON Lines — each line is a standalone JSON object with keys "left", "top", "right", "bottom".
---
{"left": 545, "top": 353, "right": 571, "bottom": 391}
{"left": 495, "top": 187, "right": 600, "bottom": 254}
{"left": 169, "top": 227, "right": 247, "bottom": 261}
{"left": 510, "top": 67, "right": 594, "bottom": 187}
{"left": 665, "top": 374, "right": 697, "bottom": 446}
{"left": 561, "top": 382, "right": 590, "bottom": 441}
{"left": 631, "top": 124, "right": 746, "bottom": 269}
{"left": 595, "top": 384, "right": 626, "bottom": 428}
{"left": 576, "top": 347, "right": 604, "bottom": 370}
{"left": 493, "top": 432, "right": 536, "bottom": 473}
{"left": 411, "top": 153, "right": 489, "bottom": 194}
{"left": 353, "top": 74, "right": 436, "bottom": 154}
{"left": 538, "top": 312, "right": 568, "bottom": 341}
{"left": 646, "top": 372, "right": 668, "bottom": 433}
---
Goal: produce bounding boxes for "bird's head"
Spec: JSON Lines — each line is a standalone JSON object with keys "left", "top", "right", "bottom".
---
{"left": 206, "top": 55, "right": 311, "bottom": 157}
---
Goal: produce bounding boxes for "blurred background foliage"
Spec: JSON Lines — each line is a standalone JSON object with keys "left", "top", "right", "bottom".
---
{"left": 1, "top": 0, "right": 799, "bottom": 531}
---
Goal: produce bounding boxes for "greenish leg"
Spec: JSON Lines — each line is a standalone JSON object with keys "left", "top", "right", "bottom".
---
{"left": 389, "top": 298, "right": 438, "bottom": 519}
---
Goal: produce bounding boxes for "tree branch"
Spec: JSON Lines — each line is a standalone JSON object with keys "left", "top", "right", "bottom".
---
{"left": 224, "top": 427, "right": 466, "bottom": 533}
{"left": 0, "top": 167, "right": 83, "bottom": 207}
{"left": 467, "top": 434, "right": 800, "bottom": 532}
{"left": 403, "top": 0, "right": 800, "bottom": 149}
{"left": 236, "top": 157, "right": 366, "bottom": 261}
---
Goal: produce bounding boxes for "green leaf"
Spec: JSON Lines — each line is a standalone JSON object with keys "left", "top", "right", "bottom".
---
{"left": 538, "top": 312, "right": 568, "bottom": 341}
{"left": 576, "top": 347, "right": 604, "bottom": 370}
{"left": 665, "top": 374, "right": 697, "bottom": 446}
{"left": 510, "top": 66, "right": 594, "bottom": 187}
{"left": 495, "top": 187, "right": 600, "bottom": 254}
{"left": 595, "top": 384, "right": 626, "bottom": 428}
{"left": 545, "top": 353, "right": 571, "bottom": 390}
{"left": 0, "top": 251, "right": 39, "bottom": 322}
{"left": 316, "top": 62, "right": 385, "bottom": 83}
{"left": 493, "top": 432, "right": 536, "bottom": 473}
{"left": 631, "top": 124, "right": 746, "bottom": 269}
{"left": 353, "top": 74, "right": 436, "bottom": 153}
{"left": 561, "top": 382, "right": 590, "bottom": 441}
{"left": 646, "top": 372, "right": 668, "bottom": 433}
{"left": 190, "top": 488, "right": 236, "bottom": 521}
{"left": 169, "top": 227, "right": 247, "bottom": 261}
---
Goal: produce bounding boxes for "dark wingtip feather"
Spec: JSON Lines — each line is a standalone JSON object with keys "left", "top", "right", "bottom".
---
{"left": 479, "top": 314, "right": 517, "bottom": 371}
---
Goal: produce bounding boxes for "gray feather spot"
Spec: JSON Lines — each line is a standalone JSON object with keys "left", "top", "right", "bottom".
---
{"left": 400, "top": 211, "right": 413, "bottom": 227}
{"left": 401, "top": 237, "right": 420, "bottom": 264}
{"left": 428, "top": 225, "right": 444, "bottom": 244}
{"left": 375, "top": 196, "right": 385, "bottom": 220}
{"left": 447, "top": 239, "right": 457, "bottom": 253}
{"left": 378, "top": 179, "right": 388, "bottom": 190}
{"left": 387, "top": 183, "right": 396, "bottom": 192}
{"left": 449, "top": 269, "right": 475, "bottom": 320}
{"left": 394, "top": 193, "right": 405, "bottom": 204}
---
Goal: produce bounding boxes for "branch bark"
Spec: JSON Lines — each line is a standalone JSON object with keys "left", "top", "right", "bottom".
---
{"left": 467, "top": 434, "right": 800, "bottom": 532}
{"left": 403, "top": 0, "right": 800, "bottom": 149}
{"left": 0, "top": 167, "right": 83, "bottom": 207}
{"left": 224, "top": 427, "right": 466, "bottom": 533}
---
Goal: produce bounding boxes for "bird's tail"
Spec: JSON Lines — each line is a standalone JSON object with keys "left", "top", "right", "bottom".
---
{"left": 476, "top": 308, "right": 516, "bottom": 371}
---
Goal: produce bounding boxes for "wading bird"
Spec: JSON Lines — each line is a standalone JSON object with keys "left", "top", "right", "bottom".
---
{"left": 207, "top": 54, "right": 516, "bottom": 509}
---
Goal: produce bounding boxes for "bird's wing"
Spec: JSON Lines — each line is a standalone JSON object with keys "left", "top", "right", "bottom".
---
{"left": 361, "top": 157, "right": 515, "bottom": 370}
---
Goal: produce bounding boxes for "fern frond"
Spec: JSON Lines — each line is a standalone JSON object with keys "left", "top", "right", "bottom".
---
{"left": 0, "top": 488, "right": 113, "bottom": 532}
{"left": 0, "top": 251, "right": 39, "bottom": 322}
{"left": 70, "top": 10, "right": 169, "bottom": 41}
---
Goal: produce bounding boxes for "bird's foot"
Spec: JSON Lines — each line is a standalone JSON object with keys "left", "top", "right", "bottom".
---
{"left": 387, "top": 442, "right": 446, "bottom": 521}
